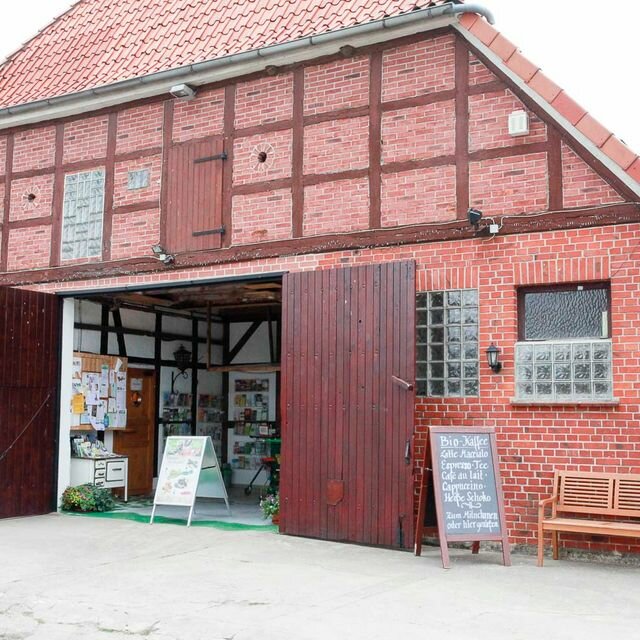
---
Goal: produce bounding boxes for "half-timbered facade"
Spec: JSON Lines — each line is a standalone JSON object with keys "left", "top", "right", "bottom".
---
{"left": 1, "top": 0, "right": 639, "bottom": 557}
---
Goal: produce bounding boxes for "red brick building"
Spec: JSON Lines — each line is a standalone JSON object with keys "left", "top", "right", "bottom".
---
{"left": 1, "top": 1, "right": 639, "bottom": 557}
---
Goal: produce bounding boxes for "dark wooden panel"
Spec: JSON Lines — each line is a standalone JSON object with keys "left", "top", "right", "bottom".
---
{"left": 165, "top": 137, "right": 224, "bottom": 253}
{"left": 0, "top": 288, "right": 60, "bottom": 519}
{"left": 280, "top": 261, "right": 416, "bottom": 548}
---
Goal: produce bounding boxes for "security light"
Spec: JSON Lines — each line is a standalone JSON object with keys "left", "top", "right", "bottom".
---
{"left": 468, "top": 208, "right": 483, "bottom": 228}
{"left": 169, "top": 83, "right": 196, "bottom": 99}
{"left": 151, "top": 244, "right": 175, "bottom": 265}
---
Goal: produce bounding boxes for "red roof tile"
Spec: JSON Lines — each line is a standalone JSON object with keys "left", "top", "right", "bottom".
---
{"left": 0, "top": 0, "right": 452, "bottom": 109}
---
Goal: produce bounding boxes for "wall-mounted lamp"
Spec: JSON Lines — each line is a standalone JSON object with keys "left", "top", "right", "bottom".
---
{"left": 486, "top": 344, "right": 502, "bottom": 373}
{"left": 171, "top": 344, "right": 192, "bottom": 392}
{"left": 151, "top": 244, "right": 175, "bottom": 265}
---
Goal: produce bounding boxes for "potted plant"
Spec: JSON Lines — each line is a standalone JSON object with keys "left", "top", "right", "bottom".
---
{"left": 61, "top": 484, "right": 115, "bottom": 513}
{"left": 259, "top": 491, "right": 280, "bottom": 525}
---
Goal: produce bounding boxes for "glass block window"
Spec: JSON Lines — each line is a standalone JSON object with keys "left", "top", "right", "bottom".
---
{"left": 416, "top": 289, "right": 479, "bottom": 397}
{"left": 61, "top": 169, "right": 106, "bottom": 260}
{"left": 128, "top": 169, "right": 150, "bottom": 190}
{"left": 516, "top": 284, "right": 613, "bottom": 402}
{"left": 515, "top": 340, "right": 612, "bottom": 402}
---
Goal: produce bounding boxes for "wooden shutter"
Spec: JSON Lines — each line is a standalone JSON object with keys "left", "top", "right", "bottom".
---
{"left": 165, "top": 137, "right": 225, "bottom": 253}
{"left": 280, "top": 261, "right": 417, "bottom": 548}
{"left": 0, "top": 288, "right": 60, "bottom": 518}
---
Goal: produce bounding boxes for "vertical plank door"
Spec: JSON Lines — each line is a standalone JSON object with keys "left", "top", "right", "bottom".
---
{"left": 165, "top": 137, "right": 225, "bottom": 253}
{"left": 0, "top": 288, "right": 60, "bottom": 518}
{"left": 280, "top": 261, "right": 416, "bottom": 548}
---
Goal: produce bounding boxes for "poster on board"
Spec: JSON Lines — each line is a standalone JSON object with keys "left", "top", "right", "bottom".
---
{"left": 151, "top": 436, "right": 230, "bottom": 526}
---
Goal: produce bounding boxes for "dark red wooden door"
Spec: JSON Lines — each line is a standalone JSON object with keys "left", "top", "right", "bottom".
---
{"left": 0, "top": 288, "right": 60, "bottom": 518}
{"left": 165, "top": 137, "right": 225, "bottom": 253}
{"left": 280, "top": 261, "right": 416, "bottom": 548}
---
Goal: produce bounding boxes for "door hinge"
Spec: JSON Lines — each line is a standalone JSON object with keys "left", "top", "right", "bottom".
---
{"left": 192, "top": 226, "right": 226, "bottom": 237}
{"left": 194, "top": 151, "right": 228, "bottom": 164}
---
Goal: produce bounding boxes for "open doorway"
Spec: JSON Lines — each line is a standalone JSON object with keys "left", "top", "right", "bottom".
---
{"left": 65, "top": 274, "right": 282, "bottom": 525}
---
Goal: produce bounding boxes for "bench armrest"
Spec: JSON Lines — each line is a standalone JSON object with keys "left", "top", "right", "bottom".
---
{"left": 538, "top": 496, "right": 557, "bottom": 521}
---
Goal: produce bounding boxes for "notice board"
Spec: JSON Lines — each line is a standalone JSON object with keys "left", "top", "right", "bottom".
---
{"left": 151, "top": 436, "right": 230, "bottom": 526}
{"left": 415, "top": 427, "right": 511, "bottom": 568}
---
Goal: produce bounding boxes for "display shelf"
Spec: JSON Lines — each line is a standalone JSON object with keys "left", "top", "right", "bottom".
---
{"left": 227, "top": 372, "right": 277, "bottom": 486}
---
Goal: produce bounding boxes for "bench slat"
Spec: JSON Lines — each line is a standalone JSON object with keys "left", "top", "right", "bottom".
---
{"left": 541, "top": 517, "right": 640, "bottom": 537}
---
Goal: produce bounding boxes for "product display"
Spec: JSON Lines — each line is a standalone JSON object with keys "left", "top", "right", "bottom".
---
{"left": 196, "top": 394, "right": 224, "bottom": 458}
{"left": 227, "top": 372, "right": 278, "bottom": 487}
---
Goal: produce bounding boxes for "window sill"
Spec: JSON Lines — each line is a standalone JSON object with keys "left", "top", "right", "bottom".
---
{"left": 510, "top": 398, "right": 620, "bottom": 407}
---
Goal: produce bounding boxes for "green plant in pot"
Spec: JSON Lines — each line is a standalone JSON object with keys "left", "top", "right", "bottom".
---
{"left": 259, "top": 491, "right": 279, "bottom": 523}
{"left": 61, "top": 484, "right": 115, "bottom": 512}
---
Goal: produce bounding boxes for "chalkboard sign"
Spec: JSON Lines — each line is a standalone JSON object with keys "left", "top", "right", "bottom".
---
{"left": 415, "top": 427, "right": 511, "bottom": 568}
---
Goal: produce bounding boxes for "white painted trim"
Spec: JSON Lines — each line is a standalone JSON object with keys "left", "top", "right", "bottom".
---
{"left": 56, "top": 297, "right": 75, "bottom": 507}
{"left": 453, "top": 25, "right": 640, "bottom": 197}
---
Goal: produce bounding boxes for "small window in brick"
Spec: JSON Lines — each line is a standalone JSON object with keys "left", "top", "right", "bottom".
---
{"left": 515, "top": 284, "right": 612, "bottom": 402}
{"left": 416, "top": 289, "right": 479, "bottom": 397}
{"left": 127, "top": 168, "right": 150, "bottom": 190}
{"left": 61, "top": 169, "right": 106, "bottom": 260}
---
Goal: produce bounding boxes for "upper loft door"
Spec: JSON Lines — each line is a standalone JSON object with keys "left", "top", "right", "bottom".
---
{"left": 0, "top": 288, "right": 60, "bottom": 518}
{"left": 280, "top": 261, "right": 416, "bottom": 549}
{"left": 165, "top": 137, "right": 225, "bottom": 253}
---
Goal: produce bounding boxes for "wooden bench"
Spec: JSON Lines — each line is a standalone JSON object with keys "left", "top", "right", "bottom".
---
{"left": 537, "top": 470, "right": 640, "bottom": 566}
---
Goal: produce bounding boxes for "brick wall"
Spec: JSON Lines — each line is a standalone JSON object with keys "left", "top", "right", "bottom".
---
{"left": 469, "top": 52, "right": 497, "bottom": 86}
{"left": 235, "top": 74, "right": 293, "bottom": 130}
{"left": 63, "top": 115, "right": 109, "bottom": 164}
{"left": 381, "top": 165, "right": 457, "bottom": 226}
{"left": 9, "top": 174, "right": 54, "bottom": 222}
{"left": 303, "top": 116, "right": 369, "bottom": 175}
{"left": 562, "top": 144, "right": 624, "bottom": 208}
{"left": 113, "top": 153, "right": 162, "bottom": 208}
{"left": 382, "top": 99, "right": 456, "bottom": 164}
{"left": 233, "top": 129, "right": 293, "bottom": 186}
{"left": 111, "top": 208, "right": 160, "bottom": 261}
{"left": 382, "top": 35, "right": 455, "bottom": 102}
{"left": 0, "top": 136, "right": 7, "bottom": 176}
{"left": 7, "top": 225, "right": 51, "bottom": 270}
{"left": 13, "top": 126, "right": 56, "bottom": 173}
{"left": 470, "top": 152, "right": 549, "bottom": 215}
{"left": 232, "top": 189, "right": 292, "bottom": 244}
{"left": 304, "top": 56, "right": 370, "bottom": 116}
{"left": 303, "top": 177, "right": 369, "bottom": 236}
{"left": 116, "top": 103, "right": 164, "bottom": 155}
{"left": 469, "top": 89, "right": 546, "bottom": 152}
{"left": 172, "top": 87, "right": 224, "bottom": 143}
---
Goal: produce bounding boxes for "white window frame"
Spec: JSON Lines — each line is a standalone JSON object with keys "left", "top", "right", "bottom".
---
{"left": 514, "top": 284, "right": 614, "bottom": 403}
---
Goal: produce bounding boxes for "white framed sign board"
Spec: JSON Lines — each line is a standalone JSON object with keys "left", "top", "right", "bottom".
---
{"left": 151, "top": 436, "right": 230, "bottom": 526}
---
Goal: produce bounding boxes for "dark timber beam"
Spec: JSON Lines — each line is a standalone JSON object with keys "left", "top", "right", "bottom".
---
{"left": 227, "top": 320, "right": 262, "bottom": 362}
{"left": 112, "top": 308, "right": 127, "bottom": 357}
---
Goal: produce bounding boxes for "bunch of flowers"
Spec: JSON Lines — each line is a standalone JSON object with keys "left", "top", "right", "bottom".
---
{"left": 259, "top": 491, "right": 279, "bottom": 518}
{"left": 61, "top": 484, "right": 115, "bottom": 512}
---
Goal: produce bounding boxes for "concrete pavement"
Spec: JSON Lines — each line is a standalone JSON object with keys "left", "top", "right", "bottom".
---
{"left": 0, "top": 513, "right": 638, "bottom": 640}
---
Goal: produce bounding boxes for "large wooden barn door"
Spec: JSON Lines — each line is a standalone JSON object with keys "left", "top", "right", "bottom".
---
{"left": 280, "top": 261, "right": 416, "bottom": 548}
{"left": 0, "top": 289, "right": 60, "bottom": 518}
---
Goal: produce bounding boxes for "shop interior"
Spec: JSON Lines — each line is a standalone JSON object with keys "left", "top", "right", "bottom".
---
{"left": 67, "top": 275, "right": 283, "bottom": 525}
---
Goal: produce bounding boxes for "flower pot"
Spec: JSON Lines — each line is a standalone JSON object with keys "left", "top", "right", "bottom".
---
{"left": 271, "top": 514, "right": 280, "bottom": 525}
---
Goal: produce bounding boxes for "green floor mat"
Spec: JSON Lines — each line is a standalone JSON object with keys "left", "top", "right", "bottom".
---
{"left": 63, "top": 510, "right": 277, "bottom": 530}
